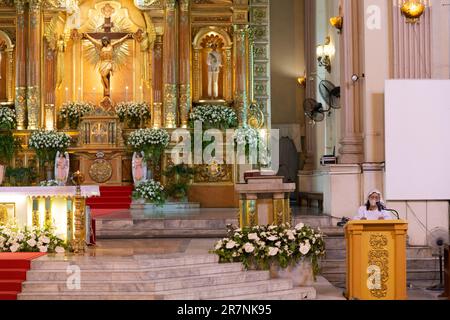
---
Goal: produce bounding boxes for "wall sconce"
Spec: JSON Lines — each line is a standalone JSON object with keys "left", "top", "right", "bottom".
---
{"left": 297, "top": 72, "right": 307, "bottom": 88}
{"left": 330, "top": 16, "right": 343, "bottom": 33}
{"left": 317, "top": 36, "right": 335, "bottom": 73}
{"left": 401, "top": 0, "right": 426, "bottom": 24}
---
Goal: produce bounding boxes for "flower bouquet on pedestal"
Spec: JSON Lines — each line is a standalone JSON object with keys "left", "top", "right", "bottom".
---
{"left": 212, "top": 223, "right": 326, "bottom": 285}
{"left": 58, "top": 102, "right": 94, "bottom": 129}
{"left": 132, "top": 179, "right": 166, "bottom": 207}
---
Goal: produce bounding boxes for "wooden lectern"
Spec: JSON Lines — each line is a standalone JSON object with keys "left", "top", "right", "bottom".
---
{"left": 344, "top": 220, "right": 408, "bottom": 300}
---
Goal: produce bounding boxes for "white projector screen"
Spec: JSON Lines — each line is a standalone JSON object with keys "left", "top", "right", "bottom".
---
{"left": 385, "top": 80, "right": 450, "bottom": 201}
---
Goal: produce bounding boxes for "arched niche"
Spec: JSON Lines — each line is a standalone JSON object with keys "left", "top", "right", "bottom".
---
{"left": 192, "top": 27, "right": 233, "bottom": 102}
{"left": 0, "top": 30, "right": 14, "bottom": 104}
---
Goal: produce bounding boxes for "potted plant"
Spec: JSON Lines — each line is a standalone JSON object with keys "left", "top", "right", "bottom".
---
{"left": 0, "top": 133, "right": 15, "bottom": 185}
{"left": 28, "top": 130, "right": 71, "bottom": 180}
{"left": 163, "top": 163, "right": 196, "bottom": 202}
{"left": 132, "top": 179, "right": 166, "bottom": 207}
{"left": 58, "top": 102, "right": 94, "bottom": 129}
{"left": 212, "top": 223, "right": 326, "bottom": 286}
{"left": 115, "top": 102, "right": 151, "bottom": 129}
{"left": 189, "top": 105, "right": 238, "bottom": 130}
{"left": 127, "top": 128, "right": 170, "bottom": 180}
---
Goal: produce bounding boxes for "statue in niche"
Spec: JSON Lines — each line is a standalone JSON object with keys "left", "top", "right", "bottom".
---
{"left": 55, "top": 151, "right": 70, "bottom": 186}
{"left": 132, "top": 151, "right": 147, "bottom": 185}
{"left": 207, "top": 43, "right": 222, "bottom": 99}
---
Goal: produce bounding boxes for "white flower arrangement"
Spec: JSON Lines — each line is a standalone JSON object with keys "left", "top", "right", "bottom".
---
{"left": 132, "top": 179, "right": 166, "bottom": 206}
{"left": 127, "top": 128, "right": 170, "bottom": 163}
{"left": 233, "top": 127, "right": 260, "bottom": 148}
{"left": 29, "top": 130, "right": 71, "bottom": 163}
{"left": 39, "top": 180, "right": 59, "bottom": 187}
{"left": 0, "top": 225, "right": 67, "bottom": 253}
{"left": 59, "top": 102, "right": 94, "bottom": 128}
{"left": 0, "top": 106, "right": 16, "bottom": 130}
{"left": 212, "top": 223, "right": 326, "bottom": 278}
{"left": 189, "top": 105, "right": 238, "bottom": 129}
{"left": 115, "top": 102, "right": 151, "bottom": 127}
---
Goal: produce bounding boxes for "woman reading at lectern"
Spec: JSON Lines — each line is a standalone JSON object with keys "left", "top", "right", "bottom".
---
{"left": 353, "top": 189, "right": 392, "bottom": 221}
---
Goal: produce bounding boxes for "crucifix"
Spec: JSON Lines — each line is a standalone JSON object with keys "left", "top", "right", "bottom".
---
{"left": 80, "top": 4, "right": 134, "bottom": 109}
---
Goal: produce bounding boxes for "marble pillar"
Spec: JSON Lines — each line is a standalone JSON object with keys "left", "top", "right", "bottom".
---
{"left": 303, "top": 0, "right": 317, "bottom": 171}
{"left": 152, "top": 34, "right": 163, "bottom": 128}
{"left": 178, "top": 0, "right": 191, "bottom": 129}
{"left": 27, "top": 0, "right": 42, "bottom": 130}
{"left": 233, "top": 25, "right": 249, "bottom": 127}
{"left": 392, "top": 0, "right": 432, "bottom": 79}
{"left": 163, "top": 0, "right": 178, "bottom": 128}
{"left": 14, "top": 0, "right": 27, "bottom": 130}
{"left": 338, "top": 0, "right": 364, "bottom": 164}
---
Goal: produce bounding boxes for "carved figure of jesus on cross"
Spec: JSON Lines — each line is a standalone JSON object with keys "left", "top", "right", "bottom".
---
{"left": 81, "top": 4, "right": 133, "bottom": 109}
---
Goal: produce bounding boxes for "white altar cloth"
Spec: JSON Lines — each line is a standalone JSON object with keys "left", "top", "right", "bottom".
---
{"left": 0, "top": 186, "right": 100, "bottom": 198}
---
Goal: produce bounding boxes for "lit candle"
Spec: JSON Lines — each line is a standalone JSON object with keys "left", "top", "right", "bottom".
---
{"left": 65, "top": 87, "right": 69, "bottom": 102}
{"left": 140, "top": 86, "right": 143, "bottom": 102}
{"left": 125, "top": 86, "right": 129, "bottom": 102}
{"left": 78, "top": 87, "right": 81, "bottom": 101}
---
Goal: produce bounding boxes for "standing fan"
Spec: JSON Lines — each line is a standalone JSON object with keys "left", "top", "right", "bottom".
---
{"left": 303, "top": 98, "right": 325, "bottom": 124}
{"left": 319, "top": 80, "right": 341, "bottom": 111}
{"left": 426, "top": 227, "right": 450, "bottom": 291}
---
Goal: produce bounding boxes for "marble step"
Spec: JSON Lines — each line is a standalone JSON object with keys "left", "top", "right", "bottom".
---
{"left": 215, "top": 287, "right": 317, "bottom": 300}
{"left": 97, "top": 229, "right": 228, "bottom": 238}
{"left": 21, "top": 271, "right": 270, "bottom": 293}
{"left": 323, "top": 269, "right": 440, "bottom": 283}
{"left": 30, "top": 254, "right": 218, "bottom": 270}
{"left": 161, "top": 278, "right": 294, "bottom": 300}
{"left": 25, "top": 263, "right": 244, "bottom": 281}
{"left": 19, "top": 279, "right": 294, "bottom": 300}
{"left": 293, "top": 216, "right": 333, "bottom": 228}
{"left": 321, "top": 258, "right": 440, "bottom": 270}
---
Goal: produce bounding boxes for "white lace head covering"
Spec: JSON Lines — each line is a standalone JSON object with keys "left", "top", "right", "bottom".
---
{"left": 366, "top": 189, "right": 385, "bottom": 204}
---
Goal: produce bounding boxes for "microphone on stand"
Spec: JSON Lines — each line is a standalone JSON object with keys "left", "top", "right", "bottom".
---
{"left": 377, "top": 201, "right": 400, "bottom": 220}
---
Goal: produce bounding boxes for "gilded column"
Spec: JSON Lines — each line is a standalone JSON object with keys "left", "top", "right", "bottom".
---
{"left": 14, "top": 0, "right": 27, "bottom": 130}
{"left": 338, "top": 0, "right": 364, "bottom": 164}
{"left": 233, "top": 25, "right": 249, "bottom": 127}
{"left": 27, "top": 0, "right": 42, "bottom": 130}
{"left": 178, "top": 0, "right": 191, "bottom": 128}
{"left": 44, "top": 38, "right": 56, "bottom": 130}
{"left": 152, "top": 34, "right": 163, "bottom": 128}
{"left": 163, "top": 0, "right": 178, "bottom": 128}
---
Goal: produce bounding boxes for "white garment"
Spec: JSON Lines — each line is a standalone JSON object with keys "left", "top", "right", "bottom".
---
{"left": 207, "top": 50, "right": 222, "bottom": 98}
{"left": 353, "top": 206, "right": 393, "bottom": 221}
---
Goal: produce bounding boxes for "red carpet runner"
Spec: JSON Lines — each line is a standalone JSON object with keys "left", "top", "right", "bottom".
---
{"left": 0, "top": 253, "right": 47, "bottom": 300}
{"left": 86, "top": 186, "right": 133, "bottom": 211}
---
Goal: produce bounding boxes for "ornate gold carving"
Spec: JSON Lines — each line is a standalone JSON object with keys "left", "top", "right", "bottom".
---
{"left": 89, "top": 158, "right": 113, "bottom": 183}
{"left": 71, "top": 174, "right": 86, "bottom": 254}
{"left": 26, "top": 86, "right": 39, "bottom": 130}
{"left": 0, "top": 203, "right": 15, "bottom": 225}
{"left": 179, "top": 84, "right": 191, "bottom": 128}
{"left": 368, "top": 233, "right": 389, "bottom": 299}
{"left": 248, "top": 102, "right": 265, "bottom": 129}
{"left": 164, "top": 84, "right": 177, "bottom": 128}
{"left": 15, "top": 86, "right": 27, "bottom": 130}
{"left": 234, "top": 91, "right": 248, "bottom": 127}
{"left": 194, "top": 161, "right": 232, "bottom": 183}
{"left": 153, "top": 102, "right": 162, "bottom": 128}
{"left": 247, "top": 199, "right": 257, "bottom": 227}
